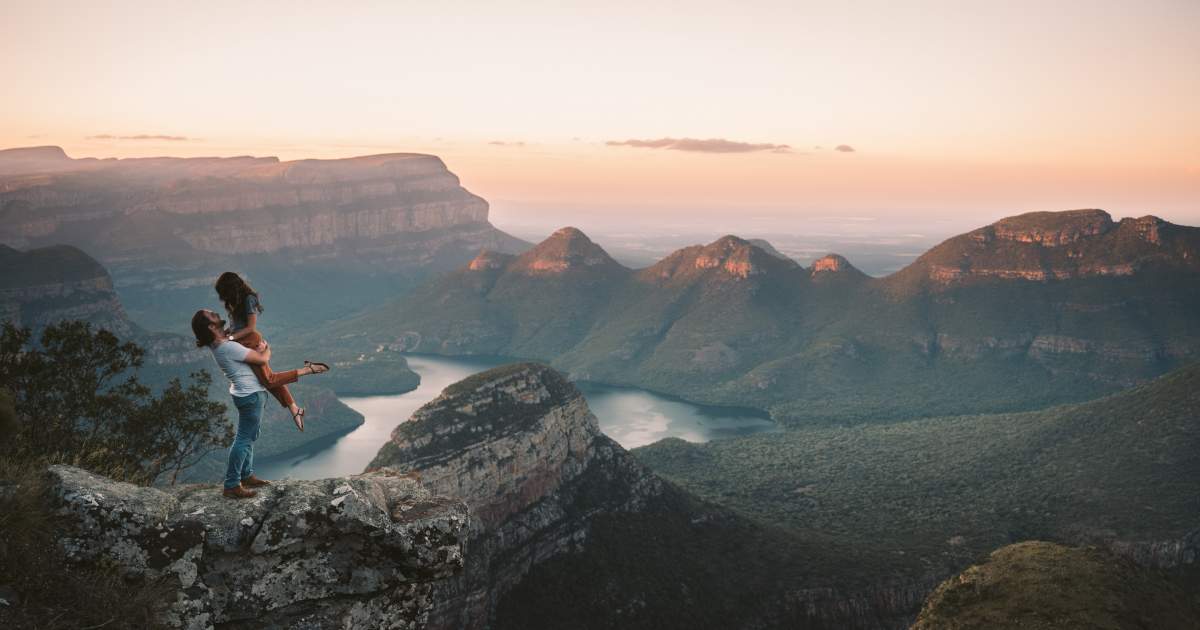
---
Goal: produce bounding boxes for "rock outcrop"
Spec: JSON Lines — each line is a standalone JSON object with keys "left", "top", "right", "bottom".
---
{"left": 506, "top": 227, "right": 625, "bottom": 275}
{"left": 645, "top": 234, "right": 800, "bottom": 282}
{"left": 1, "top": 243, "right": 139, "bottom": 337}
{"left": 368, "top": 363, "right": 665, "bottom": 629}
{"left": 46, "top": 464, "right": 468, "bottom": 629}
{"left": 901, "top": 209, "right": 1200, "bottom": 286}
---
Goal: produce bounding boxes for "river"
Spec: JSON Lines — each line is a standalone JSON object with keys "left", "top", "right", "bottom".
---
{"left": 256, "top": 354, "right": 778, "bottom": 480}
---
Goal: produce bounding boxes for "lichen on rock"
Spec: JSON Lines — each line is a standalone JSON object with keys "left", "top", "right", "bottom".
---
{"left": 46, "top": 464, "right": 468, "bottom": 629}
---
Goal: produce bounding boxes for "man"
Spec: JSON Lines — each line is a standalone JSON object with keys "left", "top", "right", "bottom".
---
{"left": 190, "top": 309, "right": 325, "bottom": 498}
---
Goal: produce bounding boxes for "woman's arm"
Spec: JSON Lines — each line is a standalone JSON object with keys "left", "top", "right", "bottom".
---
{"left": 228, "top": 313, "right": 258, "bottom": 341}
{"left": 240, "top": 341, "right": 271, "bottom": 365}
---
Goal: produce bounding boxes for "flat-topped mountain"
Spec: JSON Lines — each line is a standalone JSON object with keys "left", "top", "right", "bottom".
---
{"left": 311, "top": 209, "right": 1200, "bottom": 425}
{"left": 891, "top": 209, "right": 1197, "bottom": 289}
{"left": 0, "top": 146, "right": 528, "bottom": 331}
{"left": 368, "top": 363, "right": 926, "bottom": 629}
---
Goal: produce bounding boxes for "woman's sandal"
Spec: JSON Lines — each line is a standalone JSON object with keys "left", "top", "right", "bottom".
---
{"left": 304, "top": 360, "right": 331, "bottom": 375}
{"left": 292, "top": 408, "right": 305, "bottom": 432}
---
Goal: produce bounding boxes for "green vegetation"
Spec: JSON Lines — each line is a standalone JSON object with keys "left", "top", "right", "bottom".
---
{"left": 303, "top": 213, "right": 1200, "bottom": 424}
{"left": 911, "top": 541, "right": 1200, "bottom": 629}
{"left": 633, "top": 363, "right": 1200, "bottom": 577}
{"left": 0, "top": 321, "right": 230, "bottom": 484}
{"left": 0, "top": 321, "right": 236, "bottom": 629}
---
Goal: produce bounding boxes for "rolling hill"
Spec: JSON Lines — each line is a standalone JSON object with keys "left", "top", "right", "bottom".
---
{"left": 307, "top": 209, "right": 1200, "bottom": 426}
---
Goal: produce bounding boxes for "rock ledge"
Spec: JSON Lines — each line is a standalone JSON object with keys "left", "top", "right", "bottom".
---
{"left": 46, "top": 465, "right": 468, "bottom": 630}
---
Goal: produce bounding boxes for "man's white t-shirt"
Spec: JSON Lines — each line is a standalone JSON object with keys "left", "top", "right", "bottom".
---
{"left": 210, "top": 341, "right": 266, "bottom": 397}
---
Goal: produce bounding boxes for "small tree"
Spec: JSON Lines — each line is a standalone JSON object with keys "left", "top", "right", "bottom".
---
{"left": 0, "top": 321, "right": 231, "bottom": 485}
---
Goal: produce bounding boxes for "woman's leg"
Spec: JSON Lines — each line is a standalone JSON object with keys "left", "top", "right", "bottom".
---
{"left": 249, "top": 362, "right": 299, "bottom": 409}
{"left": 237, "top": 333, "right": 299, "bottom": 409}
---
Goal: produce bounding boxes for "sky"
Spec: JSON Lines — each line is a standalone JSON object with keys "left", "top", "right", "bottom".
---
{"left": 2, "top": 0, "right": 1198, "bottom": 228}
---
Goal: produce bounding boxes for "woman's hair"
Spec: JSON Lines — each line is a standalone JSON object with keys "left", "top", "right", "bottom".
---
{"left": 191, "top": 310, "right": 215, "bottom": 348}
{"left": 214, "top": 271, "right": 264, "bottom": 321}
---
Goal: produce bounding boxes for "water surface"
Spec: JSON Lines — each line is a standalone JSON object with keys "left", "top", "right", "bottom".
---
{"left": 257, "top": 354, "right": 778, "bottom": 480}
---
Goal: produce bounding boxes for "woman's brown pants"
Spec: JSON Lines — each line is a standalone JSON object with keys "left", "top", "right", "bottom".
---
{"left": 236, "top": 331, "right": 298, "bottom": 409}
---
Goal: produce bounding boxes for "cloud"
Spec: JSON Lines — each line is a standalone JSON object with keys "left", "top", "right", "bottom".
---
{"left": 607, "top": 137, "right": 791, "bottom": 153}
{"left": 86, "top": 134, "right": 192, "bottom": 141}
{"left": 834, "top": 144, "right": 855, "bottom": 152}
{"left": 488, "top": 140, "right": 526, "bottom": 147}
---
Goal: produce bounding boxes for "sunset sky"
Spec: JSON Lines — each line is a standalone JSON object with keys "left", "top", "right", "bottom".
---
{"left": 2, "top": 0, "right": 1197, "bottom": 227}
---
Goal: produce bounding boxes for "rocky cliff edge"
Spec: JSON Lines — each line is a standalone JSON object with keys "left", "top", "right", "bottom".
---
{"left": 45, "top": 465, "right": 468, "bottom": 630}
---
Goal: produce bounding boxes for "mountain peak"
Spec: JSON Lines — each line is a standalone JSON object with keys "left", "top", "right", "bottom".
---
{"left": 809, "top": 253, "right": 863, "bottom": 276}
{"left": 892, "top": 208, "right": 1200, "bottom": 288}
{"left": 693, "top": 235, "right": 791, "bottom": 279}
{"left": 985, "top": 208, "right": 1114, "bottom": 246}
{"left": 0, "top": 145, "right": 69, "bottom": 160}
{"left": 510, "top": 226, "right": 622, "bottom": 274}
{"left": 467, "top": 249, "right": 513, "bottom": 271}
{"left": 642, "top": 234, "right": 798, "bottom": 282}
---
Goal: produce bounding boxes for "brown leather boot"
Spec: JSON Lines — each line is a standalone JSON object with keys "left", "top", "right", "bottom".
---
{"left": 241, "top": 475, "right": 271, "bottom": 488}
{"left": 222, "top": 484, "right": 257, "bottom": 499}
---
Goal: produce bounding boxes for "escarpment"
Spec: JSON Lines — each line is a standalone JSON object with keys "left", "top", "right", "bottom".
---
{"left": 366, "top": 363, "right": 946, "bottom": 629}
{"left": 367, "top": 363, "right": 667, "bottom": 629}
{"left": 45, "top": 465, "right": 468, "bottom": 629}
{"left": 896, "top": 209, "right": 1200, "bottom": 286}
{"left": 0, "top": 149, "right": 510, "bottom": 256}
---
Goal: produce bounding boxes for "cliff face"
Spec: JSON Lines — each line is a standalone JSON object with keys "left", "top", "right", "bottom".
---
{"left": 1, "top": 243, "right": 139, "bottom": 338}
{"left": 46, "top": 464, "right": 468, "bottom": 630}
{"left": 0, "top": 150, "right": 504, "bottom": 256}
{"left": 366, "top": 363, "right": 947, "bottom": 629}
{"left": 368, "top": 363, "right": 665, "bottom": 629}
{"left": 0, "top": 147, "right": 528, "bottom": 334}
{"left": 895, "top": 209, "right": 1200, "bottom": 286}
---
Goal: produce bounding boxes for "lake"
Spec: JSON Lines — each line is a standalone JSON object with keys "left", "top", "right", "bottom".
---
{"left": 256, "top": 354, "right": 778, "bottom": 480}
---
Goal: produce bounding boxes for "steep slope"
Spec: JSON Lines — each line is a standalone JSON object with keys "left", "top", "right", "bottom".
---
{"left": 634, "top": 362, "right": 1200, "bottom": 584}
{"left": 911, "top": 541, "right": 1200, "bottom": 629}
{"left": 367, "top": 363, "right": 929, "bottom": 629}
{"left": 1, "top": 243, "right": 190, "bottom": 359}
{"left": 0, "top": 146, "right": 528, "bottom": 332}
{"left": 309, "top": 209, "right": 1200, "bottom": 425}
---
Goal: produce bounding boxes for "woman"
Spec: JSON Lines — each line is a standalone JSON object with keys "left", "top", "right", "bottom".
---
{"left": 215, "top": 271, "right": 329, "bottom": 431}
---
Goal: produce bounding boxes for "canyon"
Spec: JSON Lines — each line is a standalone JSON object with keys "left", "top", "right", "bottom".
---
{"left": 0, "top": 146, "right": 528, "bottom": 331}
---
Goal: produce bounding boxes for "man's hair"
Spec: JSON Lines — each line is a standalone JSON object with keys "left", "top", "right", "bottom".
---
{"left": 191, "top": 310, "right": 215, "bottom": 348}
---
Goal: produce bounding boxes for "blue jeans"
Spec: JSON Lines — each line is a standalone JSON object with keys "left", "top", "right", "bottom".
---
{"left": 224, "top": 391, "right": 265, "bottom": 489}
